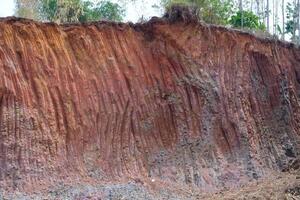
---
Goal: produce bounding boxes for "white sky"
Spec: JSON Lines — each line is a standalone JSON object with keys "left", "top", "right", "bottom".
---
{"left": 0, "top": 0, "right": 15, "bottom": 17}
{"left": 122, "top": 0, "right": 162, "bottom": 22}
{"left": 0, "top": 0, "right": 162, "bottom": 22}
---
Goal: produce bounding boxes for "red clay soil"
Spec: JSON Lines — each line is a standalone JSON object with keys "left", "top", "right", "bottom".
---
{"left": 0, "top": 14, "right": 299, "bottom": 198}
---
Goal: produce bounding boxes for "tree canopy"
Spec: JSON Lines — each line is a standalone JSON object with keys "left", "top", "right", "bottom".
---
{"left": 161, "top": 0, "right": 279, "bottom": 32}
{"left": 161, "top": 0, "right": 234, "bottom": 25}
{"left": 15, "top": 0, "right": 125, "bottom": 23}
{"left": 79, "top": 1, "right": 124, "bottom": 22}
{"left": 229, "top": 10, "right": 266, "bottom": 31}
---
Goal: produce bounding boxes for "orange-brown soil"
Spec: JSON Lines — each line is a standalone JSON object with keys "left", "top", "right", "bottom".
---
{"left": 0, "top": 13, "right": 299, "bottom": 199}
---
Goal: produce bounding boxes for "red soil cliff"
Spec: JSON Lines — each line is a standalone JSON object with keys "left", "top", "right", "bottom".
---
{"left": 0, "top": 15, "right": 299, "bottom": 197}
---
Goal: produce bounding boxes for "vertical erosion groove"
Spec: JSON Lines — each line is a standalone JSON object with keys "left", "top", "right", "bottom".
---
{"left": 0, "top": 18, "right": 299, "bottom": 192}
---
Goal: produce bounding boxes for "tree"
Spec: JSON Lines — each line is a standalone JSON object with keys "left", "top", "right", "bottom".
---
{"left": 15, "top": 0, "right": 41, "bottom": 19}
{"left": 40, "top": 0, "right": 84, "bottom": 23}
{"left": 15, "top": 0, "right": 125, "bottom": 23}
{"left": 161, "top": 0, "right": 234, "bottom": 25}
{"left": 79, "top": 1, "right": 125, "bottom": 22}
{"left": 229, "top": 10, "right": 266, "bottom": 30}
{"left": 239, "top": 0, "right": 243, "bottom": 28}
{"left": 255, "top": 0, "right": 260, "bottom": 17}
{"left": 298, "top": 0, "right": 300, "bottom": 44}
{"left": 285, "top": 1, "right": 300, "bottom": 43}
{"left": 282, "top": 0, "right": 285, "bottom": 40}
{"left": 267, "top": 0, "right": 270, "bottom": 31}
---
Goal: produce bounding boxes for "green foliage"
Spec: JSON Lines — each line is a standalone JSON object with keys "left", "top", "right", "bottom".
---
{"left": 16, "top": 0, "right": 124, "bottom": 23}
{"left": 41, "top": 0, "right": 57, "bottom": 21}
{"left": 79, "top": 1, "right": 125, "bottom": 22}
{"left": 40, "top": 0, "right": 83, "bottom": 23}
{"left": 162, "top": 0, "right": 234, "bottom": 25}
{"left": 285, "top": 2, "right": 299, "bottom": 42}
{"left": 229, "top": 11, "right": 266, "bottom": 31}
{"left": 15, "top": 0, "right": 40, "bottom": 19}
{"left": 285, "top": 20, "right": 295, "bottom": 34}
{"left": 276, "top": 24, "right": 283, "bottom": 35}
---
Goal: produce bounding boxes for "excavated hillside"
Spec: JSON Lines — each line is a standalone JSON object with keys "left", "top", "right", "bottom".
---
{"left": 0, "top": 13, "right": 300, "bottom": 199}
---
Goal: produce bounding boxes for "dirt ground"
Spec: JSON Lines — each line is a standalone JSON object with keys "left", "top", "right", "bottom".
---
{"left": 0, "top": 170, "right": 298, "bottom": 200}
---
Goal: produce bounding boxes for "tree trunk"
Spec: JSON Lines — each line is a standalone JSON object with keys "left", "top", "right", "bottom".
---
{"left": 282, "top": 0, "right": 285, "bottom": 40}
{"left": 298, "top": 0, "right": 300, "bottom": 44}
{"left": 267, "top": 0, "right": 270, "bottom": 32}
{"left": 263, "top": 0, "right": 266, "bottom": 28}
{"left": 256, "top": 0, "right": 260, "bottom": 17}
{"left": 293, "top": 0, "right": 297, "bottom": 42}
{"left": 273, "top": 0, "right": 276, "bottom": 34}
{"left": 239, "top": 0, "right": 243, "bottom": 28}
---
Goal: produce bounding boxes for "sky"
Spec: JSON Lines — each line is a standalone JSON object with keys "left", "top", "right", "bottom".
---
{"left": 122, "top": 0, "right": 162, "bottom": 22}
{"left": 0, "top": 0, "right": 162, "bottom": 22}
{"left": 0, "top": 0, "right": 15, "bottom": 17}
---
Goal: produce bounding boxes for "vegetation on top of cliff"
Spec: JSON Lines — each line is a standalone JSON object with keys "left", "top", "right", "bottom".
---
{"left": 13, "top": 0, "right": 300, "bottom": 45}
{"left": 163, "top": 0, "right": 233, "bottom": 25}
{"left": 162, "top": 0, "right": 269, "bottom": 32}
{"left": 162, "top": 2, "right": 266, "bottom": 32}
{"left": 163, "top": 4, "right": 199, "bottom": 22}
{"left": 15, "top": 0, "right": 125, "bottom": 23}
{"left": 229, "top": 11, "right": 267, "bottom": 31}
{"left": 161, "top": 0, "right": 233, "bottom": 25}
{"left": 161, "top": 0, "right": 300, "bottom": 44}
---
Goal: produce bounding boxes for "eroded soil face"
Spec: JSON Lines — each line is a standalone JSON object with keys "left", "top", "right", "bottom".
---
{"left": 0, "top": 16, "right": 299, "bottom": 198}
